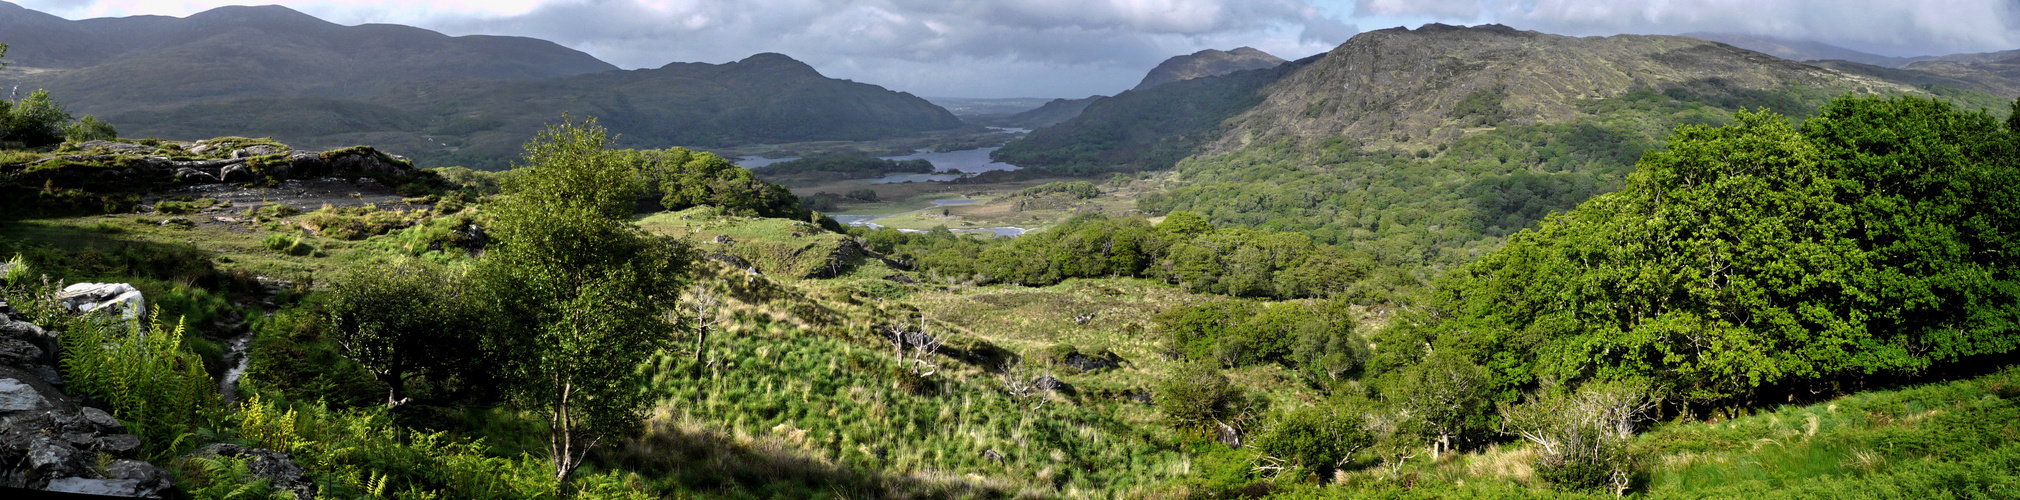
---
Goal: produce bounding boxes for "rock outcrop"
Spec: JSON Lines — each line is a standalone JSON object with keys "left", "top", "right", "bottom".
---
{"left": 0, "top": 302, "right": 172, "bottom": 496}
{"left": 55, "top": 283, "right": 146, "bottom": 321}
{"left": 3, "top": 144, "right": 419, "bottom": 191}
{"left": 185, "top": 444, "right": 318, "bottom": 500}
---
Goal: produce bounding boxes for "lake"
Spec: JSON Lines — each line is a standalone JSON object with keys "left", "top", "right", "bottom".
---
{"left": 734, "top": 147, "right": 1022, "bottom": 183}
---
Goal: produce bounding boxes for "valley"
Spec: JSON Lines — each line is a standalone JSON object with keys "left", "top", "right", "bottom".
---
{"left": 0, "top": 4, "right": 2017, "bottom": 500}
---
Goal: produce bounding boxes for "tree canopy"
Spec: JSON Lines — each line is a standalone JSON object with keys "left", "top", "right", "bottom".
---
{"left": 1416, "top": 96, "right": 2020, "bottom": 404}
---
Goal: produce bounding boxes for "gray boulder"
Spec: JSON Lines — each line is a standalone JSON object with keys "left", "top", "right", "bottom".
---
{"left": 75, "top": 141, "right": 153, "bottom": 155}
{"left": 0, "top": 378, "right": 50, "bottom": 412}
{"left": 43, "top": 458, "right": 172, "bottom": 497}
{"left": 55, "top": 283, "right": 145, "bottom": 321}
{"left": 231, "top": 145, "right": 284, "bottom": 158}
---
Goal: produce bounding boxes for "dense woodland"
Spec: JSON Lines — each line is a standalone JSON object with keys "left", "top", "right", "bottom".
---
{"left": 0, "top": 23, "right": 2017, "bottom": 497}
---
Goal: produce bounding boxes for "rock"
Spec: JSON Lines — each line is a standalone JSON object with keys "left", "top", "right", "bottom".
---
{"left": 0, "top": 378, "right": 50, "bottom": 412}
{"left": 1215, "top": 422, "right": 1243, "bottom": 448}
{"left": 1062, "top": 353, "right": 1121, "bottom": 372}
{"left": 56, "top": 283, "right": 145, "bottom": 321}
{"left": 1033, "top": 375, "right": 1068, "bottom": 393}
{"left": 45, "top": 459, "right": 173, "bottom": 497}
{"left": 231, "top": 145, "right": 283, "bottom": 158}
{"left": 75, "top": 141, "right": 152, "bottom": 155}
{"left": 95, "top": 434, "right": 142, "bottom": 458}
{"left": 173, "top": 167, "right": 219, "bottom": 183}
{"left": 28, "top": 435, "right": 79, "bottom": 473}
{"left": 33, "top": 365, "right": 63, "bottom": 388}
{"left": 81, "top": 407, "right": 122, "bottom": 433}
{"left": 220, "top": 163, "right": 254, "bottom": 183}
{"left": 0, "top": 338, "right": 42, "bottom": 366}
{"left": 189, "top": 443, "right": 317, "bottom": 500}
{"left": 884, "top": 274, "right": 917, "bottom": 285}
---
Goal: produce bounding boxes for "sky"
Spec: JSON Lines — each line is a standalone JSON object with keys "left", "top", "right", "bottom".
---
{"left": 12, "top": 0, "right": 2020, "bottom": 98}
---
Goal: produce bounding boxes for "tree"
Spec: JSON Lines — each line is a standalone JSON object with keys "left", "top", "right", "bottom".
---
{"left": 1253, "top": 399, "right": 1373, "bottom": 476}
{"left": 1155, "top": 361, "right": 1245, "bottom": 432}
{"left": 64, "top": 115, "right": 116, "bottom": 142}
{"left": 479, "top": 117, "right": 692, "bottom": 485}
{"left": 1383, "top": 352, "right": 1490, "bottom": 459}
{"left": 3, "top": 89, "right": 71, "bottom": 147}
{"left": 325, "top": 261, "right": 476, "bottom": 408}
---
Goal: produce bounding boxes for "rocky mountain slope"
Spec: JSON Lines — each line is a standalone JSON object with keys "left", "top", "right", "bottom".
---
{"left": 0, "top": 3, "right": 965, "bottom": 170}
{"left": 1133, "top": 47, "right": 1285, "bottom": 91}
{"left": 974, "top": 96, "right": 1103, "bottom": 129}
{"left": 1204, "top": 24, "right": 1913, "bottom": 154}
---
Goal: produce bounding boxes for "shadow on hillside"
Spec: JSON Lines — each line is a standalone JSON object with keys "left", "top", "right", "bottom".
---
{"left": 597, "top": 417, "right": 1029, "bottom": 500}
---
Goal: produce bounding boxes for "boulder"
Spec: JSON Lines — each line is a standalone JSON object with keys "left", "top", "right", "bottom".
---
{"left": 43, "top": 458, "right": 173, "bottom": 497}
{"left": 0, "top": 338, "right": 43, "bottom": 366}
{"left": 188, "top": 443, "right": 318, "bottom": 500}
{"left": 231, "top": 145, "right": 283, "bottom": 159}
{"left": 56, "top": 283, "right": 146, "bottom": 321}
{"left": 173, "top": 167, "right": 219, "bottom": 183}
{"left": 219, "top": 163, "right": 255, "bottom": 183}
{"left": 0, "top": 378, "right": 50, "bottom": 412}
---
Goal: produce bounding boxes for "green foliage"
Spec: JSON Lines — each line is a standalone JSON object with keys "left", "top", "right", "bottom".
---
{"left": 1382, "top": 352, "right": 1492, "bottom": 456}
{"left": 57, "top": 307, "right": 220, "bottom": 460}
{"left": 325, "top": 261, "right": 488, "bottom": 406}
{"left": 1014, "top": 181, "right": 1101, "bottom": 199}
{"left": 624, "top": 147, "right": 807, "bottom": 218}
{"left": 261, "top": 233, "right": 318, "bottom": 257}
{"left": 878, "top": 212, "right": 1371, "bottom": 300}
{"left": 1156, "top": 362, "right": 1245, "bottom": 431}
{"left": 844, "top": 188, "right": 878, "bottom": 202}
{"left": 172, "top": 454, "right": 293, "bottom": 500}
{"left": 1451, "top": 86, "right": 1511, "bottom": 127}
{"left": 63, "top": 114, "right": 117, "bottom": 142}
{"left": 1254, "top": 399, "right": 1374, "bottom": 475}
{"left": 482, "top": 117, "right": 692, "bottom": 483}
{"left": 2, "top": 89, "right": 73, "bottom": 147}
{"left": 1501, "top": 382, "right": 1656, "bottom": 494}
{"left": 1424, "top": 96, "right": 2020, "bottom": 404}
{"left": 756, "top": 154, "right": 934, "bottom": 179}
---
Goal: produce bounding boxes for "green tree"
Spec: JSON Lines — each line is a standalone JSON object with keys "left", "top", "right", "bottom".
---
{"left": 1253, "top": 399, "right": 1373, "bottom": 476}
{"left": 325, "top": 261, "right": 479, "bottom": 407}
{"left": 64, "top": 114, "right": 116, "bottom": 142}
{"left": 1383, "top": 351, "right": 1491, "bottom": 459}
{"left": 3, "top": 89, "right": 71, "bottom": 147}
{"left": 480, "top": 117, "right": 692, "bottom": 484}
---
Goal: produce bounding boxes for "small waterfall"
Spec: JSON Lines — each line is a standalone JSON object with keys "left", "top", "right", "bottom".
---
{"left": 218, "top": 329, "right": 255, "bottom": 403}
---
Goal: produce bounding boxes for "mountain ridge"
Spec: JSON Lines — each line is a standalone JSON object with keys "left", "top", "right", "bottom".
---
{"left": 1133, "top": 46, "right": 1286, "bottom": 91}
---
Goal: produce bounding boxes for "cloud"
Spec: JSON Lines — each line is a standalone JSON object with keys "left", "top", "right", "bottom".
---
{"left": 11, "top": 0, "right": 1354, "bottom": 97}
{"left": 1347, "top": 0, "right": 2020, "bottom": 56}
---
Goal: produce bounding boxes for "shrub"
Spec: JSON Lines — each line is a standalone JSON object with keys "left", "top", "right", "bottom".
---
{"left": 262, "top": 233, "right": 317, "bottom": 256}
{"left": 1254, "top": 401, "right": 1373, "bottom": 475}
{"left": 1156, "top": 362, "right": 1245, "bottom": 431}
{"left": 1502, "top": 382, "right": 1657, "bottom": 495}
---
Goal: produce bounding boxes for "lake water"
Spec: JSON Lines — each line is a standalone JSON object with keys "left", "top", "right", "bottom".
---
{"left": 734, "top": 146, "right": 1022, "bottom": 178}
{"left": 828, "top": 198, "right": 1023, "bottom": 237}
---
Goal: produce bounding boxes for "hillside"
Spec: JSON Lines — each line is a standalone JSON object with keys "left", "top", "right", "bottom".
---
{"left": 1683, "top": 33, "right": 1923, "bottom": 67}
{"left": 970, "top": 95, "right": 1103, "bottom": 129}
{"left": 1134, "top": 47, "right": 1286, "bottom": 91}
{"left": 0, "top": 3, "right": 966, "bottom": 170}
{"left": 0, "top": 2, "right": 615, "bottom": 107}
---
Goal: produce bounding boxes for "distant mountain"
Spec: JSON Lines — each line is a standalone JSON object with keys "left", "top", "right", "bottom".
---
{"left": 1683, "top": 33, "right": 1924, "bottom": 68}
{"left": 0, "top": 3, "right": 964, "bottom": 169}
{"left": 994, "top": 61, "right": 1299, "bottom": 172}
{"left": 1133, "top": 47, "right": 1285, "bottom": 91}
{"left": 923, "top": 97, "right": 1056, "bottom": 116}
{"left": 971, "top": 96, "right": 1103, "bottom": 129}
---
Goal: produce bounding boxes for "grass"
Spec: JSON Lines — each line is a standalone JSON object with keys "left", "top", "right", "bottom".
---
{"left": 638, "top": 207, "right": 860, "bottom": 279}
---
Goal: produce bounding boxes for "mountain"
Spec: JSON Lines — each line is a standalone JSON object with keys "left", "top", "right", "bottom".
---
{"left": 921, "top": 97, "right": 1055, "bottom": 116}
{"left": 0, "top": 2, "right": 617, "bottom": 108}
{"left": 1002, "top": 23, "right": 2007, "bottom": 277}
{"left": 1133, "top": 47, "right": 1285, "bottom": 91}
{"left": 1683, "top": 32, "right": 1924, "bottom": 67}
{"left": 0, "top": 3, "right": 964, "bottom": 169}
{"left": 973, "top": 96, "right": 1103, "bottom": 129}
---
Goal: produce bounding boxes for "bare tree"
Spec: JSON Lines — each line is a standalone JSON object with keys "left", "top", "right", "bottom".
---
{"left": 881, "top": 314, "right": 943, "bottom": 377}
{"left": 998, "top": 356, "right": 1050, "bottom": 411}
{"left": 686, "top": 281, "right": 725, "bottom": 364}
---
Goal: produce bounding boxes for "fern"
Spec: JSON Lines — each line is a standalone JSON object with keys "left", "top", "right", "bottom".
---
{"left": 57, "top": 306, "right": 220, "bottom": 460}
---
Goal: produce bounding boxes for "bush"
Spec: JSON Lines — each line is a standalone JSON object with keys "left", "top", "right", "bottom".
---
{"left": 262, "top": 233, "right": 317, "bottom": 256}
{"left": 1501, "top": 382, "right": 1657, "bottom": 495}
{"left": 62, "top": 114, "right": 116, "bottom": 142}
{"left": 1254, "top": 400, "right": 1373, "bottom": 475}
{"left": 1156, "top": 362, "right": 1245, "bottom": 431}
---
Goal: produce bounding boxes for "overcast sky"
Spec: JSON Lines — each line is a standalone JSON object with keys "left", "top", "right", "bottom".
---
{"left": 13, "top": 0, "right": 2020, "bottom": 98}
